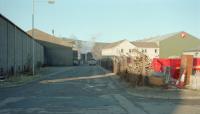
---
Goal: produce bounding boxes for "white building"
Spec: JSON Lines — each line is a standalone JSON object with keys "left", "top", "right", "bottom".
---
{"left": 101, "top": 40, "right": 159, "bottom": 60}
{"left": 183, "top": 46, "right": 200, "bottom": 57}
{"left": 101, "top": 40, "right": 137, "bottom": 57}
{"left": 132, "top": 42, "right": 159, "bottom": 59}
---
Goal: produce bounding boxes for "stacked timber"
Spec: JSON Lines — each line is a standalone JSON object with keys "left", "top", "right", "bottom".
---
{"left": 124, "top": 51, "right": 152, "bottom": 86}
{"left": 127, "top": 56, "right": 151, "bottom": 76}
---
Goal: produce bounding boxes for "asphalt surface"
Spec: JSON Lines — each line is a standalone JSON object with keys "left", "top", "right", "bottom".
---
{"left": 0, "top": 66, "right": 200, "bottom": 114}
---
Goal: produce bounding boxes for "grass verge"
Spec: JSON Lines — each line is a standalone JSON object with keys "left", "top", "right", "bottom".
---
{"left": 0, "top": 73, "right": 40, "bottom": 88}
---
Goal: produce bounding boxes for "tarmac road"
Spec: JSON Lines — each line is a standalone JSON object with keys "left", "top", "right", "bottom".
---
{"left": 0, "top": 66, "right": 200, "bottom": 114}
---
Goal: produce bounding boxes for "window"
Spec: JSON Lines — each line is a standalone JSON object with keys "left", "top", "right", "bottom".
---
{"left": 121, "top": 49, "right": 123, "bottom": 53}
{"left": 129, "top": 49, "right": 131, "bottom": 53}
{"left": 195, "top": 52, "right": 199, "bottom": 57}
{"left": 155, "top": 49, "right": 157, "bottom": 53}
{"left": 145, "top": 49, "right": 147, "bottom": 53}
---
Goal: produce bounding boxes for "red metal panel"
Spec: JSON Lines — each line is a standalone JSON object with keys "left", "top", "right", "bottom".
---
{"left": 193, "top": 58, "right": 200, "bottom": 71}
{"left": 169, "top": 59, "right": 181, "bottom": 79}
{"left": 152, "top": 58, "right": 181, "bottom": 79}
{"left": 152, "top": 58, "right": 200, "bottom": 80}
{"left": 152, "top": 58, "right": 171, "bottom": 72}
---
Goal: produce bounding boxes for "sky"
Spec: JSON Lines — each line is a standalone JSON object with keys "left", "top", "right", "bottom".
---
{"left": 0, "top": 0, "right": 200, "bottom": 42}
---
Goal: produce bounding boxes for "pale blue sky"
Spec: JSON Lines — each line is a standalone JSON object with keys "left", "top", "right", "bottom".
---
{"left": 0, "top": 0, "right": 199, "bottom": 42}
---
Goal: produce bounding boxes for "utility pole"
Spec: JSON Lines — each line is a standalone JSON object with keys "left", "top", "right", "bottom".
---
{"left": 32, "top": 0, "right": 55, "bottom": 76}
{"left": 32, "top": 0, "right": 35, "bottom": 76}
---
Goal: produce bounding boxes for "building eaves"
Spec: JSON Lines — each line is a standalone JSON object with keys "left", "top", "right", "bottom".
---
{"left": 184, "top": 46, "right": 200, "bottom": 52}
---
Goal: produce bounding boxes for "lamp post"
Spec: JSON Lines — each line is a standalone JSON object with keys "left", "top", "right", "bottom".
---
{"left": 32, "top": 0, "right": 55, "bottom": 75}
{"left": 32, "top": 0, "right": 35, "bottom": 76}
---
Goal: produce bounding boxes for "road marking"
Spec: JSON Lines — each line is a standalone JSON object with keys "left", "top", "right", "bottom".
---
{"left": 113, "top": 94, "right": 147, "bottom": 114}
{"left": 40, "top": 73, "right": 115, "bottom": 84}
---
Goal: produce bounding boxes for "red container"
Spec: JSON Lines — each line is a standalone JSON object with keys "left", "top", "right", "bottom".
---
{"left": 152, "top": 58, "right": 181, "bottom": 79}
{"left": 193, "top": 58, "right": 200, "bottom": 71}
{"left": 152, "top": 58, "right": 200, "bottom": 79}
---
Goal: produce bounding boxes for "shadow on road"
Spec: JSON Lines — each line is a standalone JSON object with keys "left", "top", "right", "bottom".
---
{"left": 0, "top": 66, "right": 199, "bottom": 114}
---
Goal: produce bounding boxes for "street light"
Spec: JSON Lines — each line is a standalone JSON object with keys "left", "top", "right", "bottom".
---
{"left": 32, "top": 0, "right": 55, "bottom": 75}
{"left": 48, "top": 0, "right": 55, "bottom": 4}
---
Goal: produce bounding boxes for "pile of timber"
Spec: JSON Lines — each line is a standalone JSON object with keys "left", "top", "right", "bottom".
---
{"left": 114, "top": 54, "right": 151, "bottom": 87}
{"left": 127, "top": 54, "right": 152, "bottom": 76}
{"left": 111, "top": 49, "right": 153, "bottom": 86}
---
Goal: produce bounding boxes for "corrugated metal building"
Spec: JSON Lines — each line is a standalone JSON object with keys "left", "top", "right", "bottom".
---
{"left": 27, "top": 29, "right": 74, "bottom": 66}
{"left": 0, "top": 14, "right": 44, "bottom": 77}
{"left": 138, "top": 32, "right": 200, "bottom": 58}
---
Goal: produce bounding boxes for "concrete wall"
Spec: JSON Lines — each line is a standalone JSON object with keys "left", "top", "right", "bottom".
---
{"left": 0, "top": 15, "right": 44, "bottom": 77}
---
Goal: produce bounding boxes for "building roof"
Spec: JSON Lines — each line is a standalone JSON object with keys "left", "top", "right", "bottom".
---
{"left": 27, "top": 29, "right": 74, "bottom": 48}
{"left": 184, "top": 46, "right": 200, "bottom": 52}
{"left": 131, "top": 42, "right": 158, "bottom": 48}
{"left": 138, "top": 32, "right": 181, "bottom": 43}
{"left": 103, "top": 39, "right": 127, "bottom": 49}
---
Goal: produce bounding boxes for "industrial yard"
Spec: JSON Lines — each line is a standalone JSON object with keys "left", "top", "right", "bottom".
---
{"left": 0, "top": 0, "right": 200, "bottom": 114}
